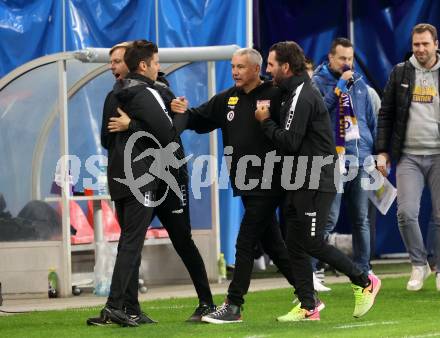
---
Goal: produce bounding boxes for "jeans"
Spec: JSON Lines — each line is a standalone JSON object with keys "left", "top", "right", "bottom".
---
{"left": 312, "top": 168, "right": 371, "bottom": 274}
{"left": 427, "top": 217, "right": 437, "bottom": 268}
{"left": 396, "top": 154, "right": 440, "bottom": 271}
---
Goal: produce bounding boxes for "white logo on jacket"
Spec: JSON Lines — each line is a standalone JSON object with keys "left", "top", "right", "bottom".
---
{"left": 284, "top": 83, "right": 304, "bottom": 130}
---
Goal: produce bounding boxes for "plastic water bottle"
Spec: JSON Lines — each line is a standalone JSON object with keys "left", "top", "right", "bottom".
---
{"left": 95, "top": 277, "right": 110, "bottom": 297}
{"left": 97, "top": 165, "right": 108, "bottom": 195}
{"left": 48, "top": 268, "right": 58, "bottom": 298}
{"left": 218, "top": 253, "right": 227, "bottom": 281}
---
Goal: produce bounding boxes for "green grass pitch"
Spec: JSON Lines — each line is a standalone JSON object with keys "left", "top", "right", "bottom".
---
{"left": 1, "top": 275, "right": 439, "bottom": 337}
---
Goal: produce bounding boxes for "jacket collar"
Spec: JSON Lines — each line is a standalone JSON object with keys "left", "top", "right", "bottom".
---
{"left": 234, "top": 79, "right": 274, "bottom": 95}
{"left": 113, "top": 72, "right": 156, "bottom": 93}
{"left": 125, "top": 72, "right": 155, "bottom": 86}
{"left": 278, "top": 72, "right": 309, "bottom": 92}
{"left": 409, "top": 53, "right": 440, "bottom": 71}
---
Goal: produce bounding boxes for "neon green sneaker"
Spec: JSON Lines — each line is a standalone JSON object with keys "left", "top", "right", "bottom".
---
{"left": 277, "top": 303, "right": 320, "bottom": 322}
{"left": 352, "top": 274, "right": 381, "bottom": 318}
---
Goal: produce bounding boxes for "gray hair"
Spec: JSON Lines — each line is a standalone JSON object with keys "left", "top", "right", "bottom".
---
{"left": 233, "top": 48, "right": 263, "bottom": 68}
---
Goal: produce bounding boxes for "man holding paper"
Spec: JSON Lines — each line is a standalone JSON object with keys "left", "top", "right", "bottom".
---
{"left": 377, "top": 23, "right": 440, "bottom": 292}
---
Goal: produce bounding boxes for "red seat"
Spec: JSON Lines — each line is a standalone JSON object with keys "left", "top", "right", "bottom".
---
{"left": 59, "top": 201, "right": 94, "bottom": 244}
{"left": 87, "top": 200, "right": 121, "bottom": 242}
{"left": 146, "top": 227, "right": 169, "bottom": 239}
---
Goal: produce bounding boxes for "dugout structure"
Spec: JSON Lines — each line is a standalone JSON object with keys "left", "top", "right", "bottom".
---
{"left": 0, "top": 45, "right": 238, "bottom": 296}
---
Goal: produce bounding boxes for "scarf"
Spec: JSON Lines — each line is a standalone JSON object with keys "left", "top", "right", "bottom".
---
{"left": 334, "top": 89, "right": 360, "bottom": 170}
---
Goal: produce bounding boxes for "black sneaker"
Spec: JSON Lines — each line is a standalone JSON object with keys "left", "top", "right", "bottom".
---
{"left": 128, "top": 311, "right": 158, "bottom": 324}
{"left": 201, "top": 302, "right": 242, "bottom": 324}
{"left": 186, "top": 303, "right": 217, "bottom": 322}
{"left": 86, "top": 309, "right": 112, "bottom": 326}
{"left": 102, "top": 306, "right": 138, "bottom": 327}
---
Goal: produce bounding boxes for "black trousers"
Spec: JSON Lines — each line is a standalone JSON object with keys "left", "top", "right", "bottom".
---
{"left": 284, "top": 190, "right": 365, "bottom": 310}
{"left": 227, "top": 195, "right": 297, "bottom": 306}
{"left": 107, "top": 184, "right": 213, "bottom": 313}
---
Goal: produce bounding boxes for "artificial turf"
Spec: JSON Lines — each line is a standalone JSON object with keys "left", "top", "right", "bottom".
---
{"left": 0, "top": 275, "right": 439, "bottom": 338}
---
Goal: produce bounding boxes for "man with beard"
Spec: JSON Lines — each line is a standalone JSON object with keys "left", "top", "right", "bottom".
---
{"left": 377, "top": 23, "right": 440, "bottom": 292}
{"left": 255, "top": 41, "right": 380, "bottom": 321}
{"left": 172, "top": 48, "right": 316, "bottom": 324}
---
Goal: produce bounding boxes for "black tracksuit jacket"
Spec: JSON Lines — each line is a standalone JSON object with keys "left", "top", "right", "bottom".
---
{"left": 186, "top": 81, "right": 282, "bottom": 196}
{"left": 260, "top": 73, "right": 337, "bottom": 193}
{"left": 101, "top": 73, "right": 187, "bottom": 200}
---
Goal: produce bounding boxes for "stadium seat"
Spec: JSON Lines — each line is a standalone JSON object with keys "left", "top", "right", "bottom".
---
{"left": 87, "top": 200, "right": 121, "bottom": 242}
{"left": 146, "top": 226, "right": 169, "bottom": 239}
{"left": 67, "top": 201, "right": 94, "bottom": 244}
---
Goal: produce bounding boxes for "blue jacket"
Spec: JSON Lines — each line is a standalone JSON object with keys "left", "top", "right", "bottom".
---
{"left": 312, "top": 62, "right": 376, "bottom": 167}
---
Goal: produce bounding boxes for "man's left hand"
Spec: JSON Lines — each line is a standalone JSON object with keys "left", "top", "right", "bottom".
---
{"left": 255, "top": 104, "right": 270, "bottom": 122}
{"left": 108, "top": 107, "right": 131, "bottom": 132}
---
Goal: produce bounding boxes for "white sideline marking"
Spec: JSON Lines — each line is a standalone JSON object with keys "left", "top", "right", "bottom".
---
{"left": 334, "top": 320, "right": 398, "bottom": 329}
{"left": 405, "top": 333, "right": 440, "bottom": 338}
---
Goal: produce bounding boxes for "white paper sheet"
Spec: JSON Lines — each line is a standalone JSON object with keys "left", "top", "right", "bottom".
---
{"left": 368, "top": 177, "right": 397, "bottom": 215}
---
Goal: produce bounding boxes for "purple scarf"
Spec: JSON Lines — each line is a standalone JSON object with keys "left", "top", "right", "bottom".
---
{"left": 334, "top": 91, "right": 359, "bottom": 156}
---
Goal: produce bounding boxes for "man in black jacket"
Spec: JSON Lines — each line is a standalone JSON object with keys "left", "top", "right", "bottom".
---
{"left": 88, "top": 40, "right": 215, "bottom": 327}
{"left": 173, "top": 47, "right": 307, "bottom": 324}
{"left": 255, "top": 41, "right": 381, "bottom": 321}
{"left": 377, "top": 23, "right": 440, "bottom": 292}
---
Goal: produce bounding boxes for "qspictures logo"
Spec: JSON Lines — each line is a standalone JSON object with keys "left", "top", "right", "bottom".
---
{"left": 54, "top": 135, "right": 384, "bottom": 206}
{"left": 114, "top": 131, "right": 192, "bottom": 207}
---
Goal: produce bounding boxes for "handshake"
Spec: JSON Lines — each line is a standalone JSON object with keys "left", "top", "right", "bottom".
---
{"left": 171, "top": 96, "right": 189, "bottom": 114}
{"left": 171, "top": 96, "right": 271, "bottom": 123}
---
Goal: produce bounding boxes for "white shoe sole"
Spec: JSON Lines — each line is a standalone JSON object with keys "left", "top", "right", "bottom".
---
{"left": 201, "top": 316, "right": 242, "bottom": 324}
{"left": 314, "top": 284, "right": 331, "bottom": 292}
{"left": 407, "top": 283, "right": 423, "bottom": 291}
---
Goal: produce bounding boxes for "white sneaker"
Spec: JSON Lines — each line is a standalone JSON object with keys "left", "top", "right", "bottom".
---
{"left": 253, "top": 256, "right": 266, "bottom": 271}
{"left": 436, "top": 273, "right": 440, "bottom": 291}
{"left": 313, "top": 272, "right": 331, "bottom": 292}
{"left": 407, "top": 263, "right": 431, "bottom": 291}
{"left": 315, "top": 268, "right": 325, "bottom": 283}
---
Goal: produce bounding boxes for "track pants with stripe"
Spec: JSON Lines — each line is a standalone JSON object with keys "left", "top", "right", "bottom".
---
{"left": 107, "top": 183, "right": 213, "bottom": 313}
{"left": 284, "top": 189, "right": 368, "bottom": 310}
